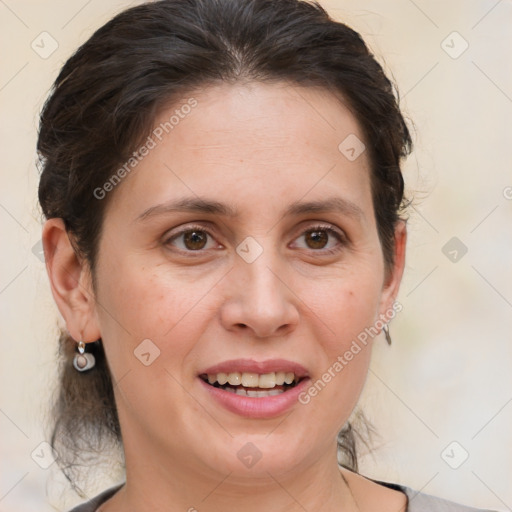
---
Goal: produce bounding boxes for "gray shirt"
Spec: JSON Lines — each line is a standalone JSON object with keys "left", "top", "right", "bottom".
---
{"left": 67, "top": 480, "right": 497, "bottom": 511}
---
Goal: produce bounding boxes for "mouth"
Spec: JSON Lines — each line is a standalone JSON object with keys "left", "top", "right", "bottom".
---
{"left": 197, "top": 359, "right": 310, "bottom": 417}
{"left": 199, "top": 371, "right": 305, "bottom": 397}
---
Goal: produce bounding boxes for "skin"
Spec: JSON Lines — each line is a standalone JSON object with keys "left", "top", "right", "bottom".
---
{"left": 43, "top": 81, "right": 407, "bottom": 512}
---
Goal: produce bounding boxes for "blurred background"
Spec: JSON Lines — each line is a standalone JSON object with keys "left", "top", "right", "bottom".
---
{"left": 1, "top": 0, "right": 511, "bottom": 510}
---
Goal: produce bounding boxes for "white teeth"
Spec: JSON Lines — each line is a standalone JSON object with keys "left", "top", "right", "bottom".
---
{"left": 204, "top": 371, "right": 299, "bottom": 389}
{"left": 241, "top": 373, "right": 259, "bottom": 387}
{"left": 275, "top": 372, "right": 286, "bottom": 385}
{"left": 217, "top": 372, "right": 228, "bottom": 385}
{"left": 208, "top": 383, "right": 287, "bottom": 397}
{"left": 227, "top": 372, "right": 242, "bottom": 386}
{"left": 246, "top": 388, "right": 286, "bottom": 397}
{"left": 258, "top": 372, "right": 276, "bottom": 388}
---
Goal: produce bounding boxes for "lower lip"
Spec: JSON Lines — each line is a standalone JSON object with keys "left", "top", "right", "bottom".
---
{"left": 198, "top": 377, "right": 311, "bottom": 418}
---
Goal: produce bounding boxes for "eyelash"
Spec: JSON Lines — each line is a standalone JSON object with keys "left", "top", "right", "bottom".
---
{"left": 163, "top": 223, "right": 347, "bottom": 256}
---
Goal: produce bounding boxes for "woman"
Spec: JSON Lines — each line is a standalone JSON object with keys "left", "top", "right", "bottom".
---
{"left": 37, "top": 0, "right": 496, "bottom": 511}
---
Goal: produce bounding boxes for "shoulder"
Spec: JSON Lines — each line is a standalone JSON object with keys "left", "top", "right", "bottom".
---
{"left": 66, "top": 484, "right": 123, "bottom": 512}
{"left": 65, "top": 477, "right": 498, "bottom": 512}
{"left": 340, "top": 468, "right": 496, "bottom": 512}
{"left": 374, "top": 479, "right": 497, "bottom": 512}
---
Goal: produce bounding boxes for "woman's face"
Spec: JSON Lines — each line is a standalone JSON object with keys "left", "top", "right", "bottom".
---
{"left": 86, "top": 81, "right": 405, "bottom": 479}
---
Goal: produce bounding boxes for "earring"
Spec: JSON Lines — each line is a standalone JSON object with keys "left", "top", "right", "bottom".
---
{"left": 382, "top": 324, "right": 392, "bottom": 346}
{"left": 73, "top": 340, "right": 96, "bottom": 372}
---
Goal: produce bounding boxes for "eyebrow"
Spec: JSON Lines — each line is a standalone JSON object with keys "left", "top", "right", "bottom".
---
{"left": 134, "top": 195, "right": 365, "bottom": 223}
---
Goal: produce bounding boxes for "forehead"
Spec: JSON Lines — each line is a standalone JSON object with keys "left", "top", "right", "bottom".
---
{"left": 105, "top": 81, "right": 373, "bottom": 222}
{"left": 159, "top": 80, "right": 365, "bottom": 156}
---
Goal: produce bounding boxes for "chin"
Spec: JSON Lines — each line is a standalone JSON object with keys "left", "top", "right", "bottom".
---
{"left": 200, "top": 430, "right": 320, "bottom": 480}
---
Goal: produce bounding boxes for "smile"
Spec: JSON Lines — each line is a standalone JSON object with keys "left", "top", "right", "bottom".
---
{"left": 199, "top": 371, "right": 302, "bottom": 397}
{"left": 197, "top": 360, "right": 311, "bottom": 418}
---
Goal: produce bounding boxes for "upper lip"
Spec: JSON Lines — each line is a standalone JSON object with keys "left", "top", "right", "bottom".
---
{"left": 199, "top": 358, "right": 309, "bottom": 377}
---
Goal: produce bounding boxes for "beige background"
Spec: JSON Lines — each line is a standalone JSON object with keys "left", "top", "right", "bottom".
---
{"left": 1, "top": 0, "right": 511, "bottom": 510}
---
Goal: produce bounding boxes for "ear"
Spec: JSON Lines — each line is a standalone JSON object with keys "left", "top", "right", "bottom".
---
{"left": 42, "top": 218, "right": 101, "bottom": 343}
{"left": 378, "top": 220, "right": 407, "bottom": 316}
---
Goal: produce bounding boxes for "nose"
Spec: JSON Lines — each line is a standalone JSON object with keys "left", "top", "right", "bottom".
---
{"left": 219, "top": 251, "right": 300, "bottom": 339}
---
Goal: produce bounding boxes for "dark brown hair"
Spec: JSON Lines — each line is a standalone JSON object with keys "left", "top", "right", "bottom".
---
{"left": 37, "top": 0, "right": 411, "bottom": 490}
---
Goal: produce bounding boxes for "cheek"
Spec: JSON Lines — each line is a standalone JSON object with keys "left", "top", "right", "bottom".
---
{"left": 93, "top": 260, "right": 200, "bottom": 370}
{"left": 298, "top": 274, "right": 381, "bottom": 420}
{"left": 93, "top": 251, "right": 234, "bottom": 381}
{"left": 312, "top": 270, "right": 383, "bottom": 350}
{"left": 98, "top": 254, "right": 206, "bottom": 331}
{"left": 297, "top": 283, "right": 376, "bottom": 439}
{"left": 93, "top": 262, "right": 213, "bottom": 423}
{"left": 322, "top": 286, "right": 377, "bottom": 377}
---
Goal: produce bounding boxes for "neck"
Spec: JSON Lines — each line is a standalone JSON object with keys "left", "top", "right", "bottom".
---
{"left": 101, "top": 440, "right": 358, "bottom": 512}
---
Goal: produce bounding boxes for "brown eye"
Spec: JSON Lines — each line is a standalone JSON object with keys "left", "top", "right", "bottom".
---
{"left": 304, "top": 229, "right": 329, "bottom": 249}
{"left": 182, "top": 230, "right": 208, "bottom": 250}
{"left": 292, "top": 224, "right": 346, "bottom": 254}
{"left": 165, "top": 226, "right": 218, "bottom": 253}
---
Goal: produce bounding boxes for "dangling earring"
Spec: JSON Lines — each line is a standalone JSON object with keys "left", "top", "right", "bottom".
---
{"left": 73, "top": 340, "right": 96, "bottom": 371}
{"left": 382, "top": 324, "right": 392, "bottom": 346}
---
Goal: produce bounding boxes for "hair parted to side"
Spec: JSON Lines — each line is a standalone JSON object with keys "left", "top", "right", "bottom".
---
{"left": 37, "top": 0, "right": 412, "bottom": 490}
